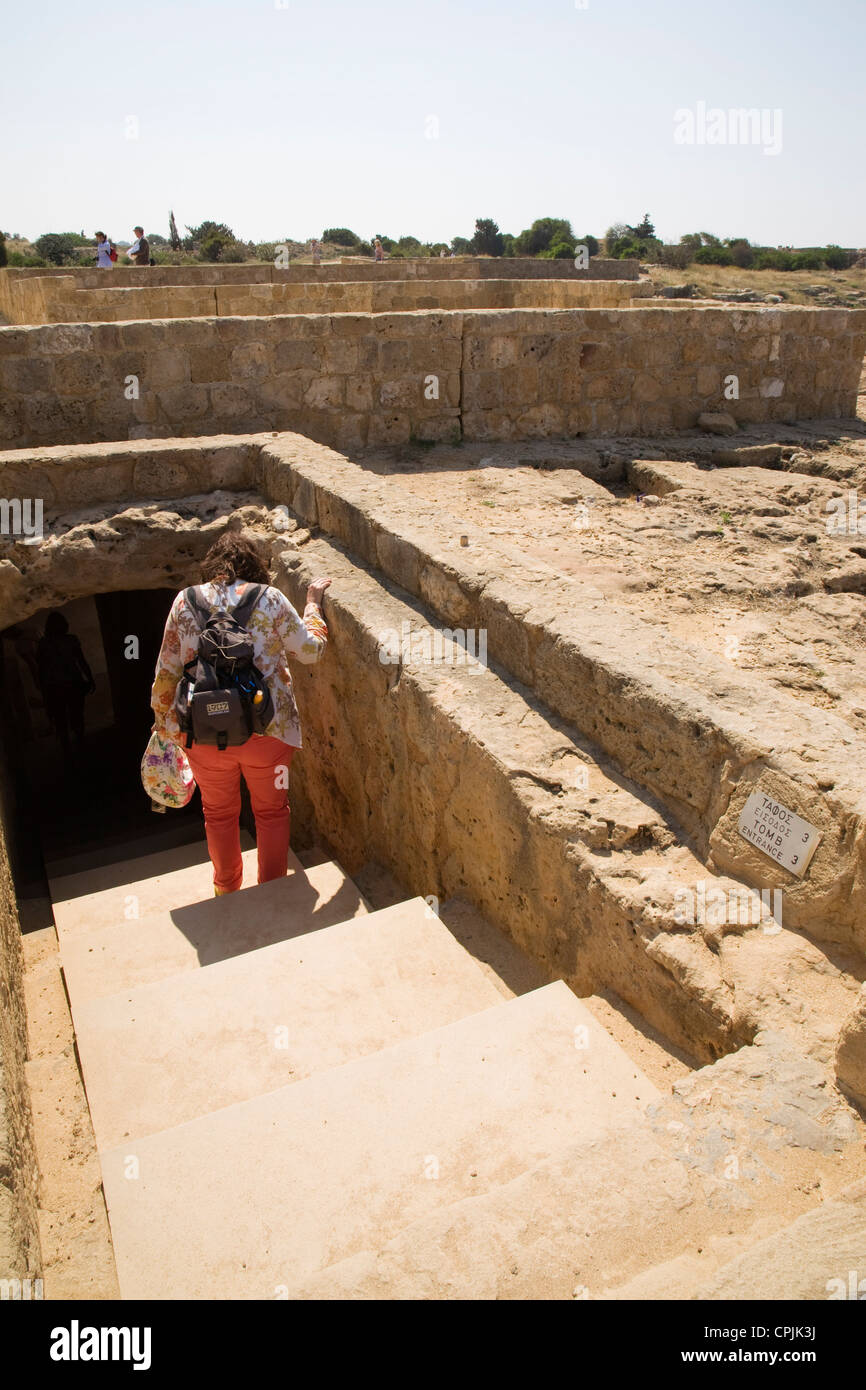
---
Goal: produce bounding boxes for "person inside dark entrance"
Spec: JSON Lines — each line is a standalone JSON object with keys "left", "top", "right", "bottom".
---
{"left": 151, "top": 534, "right": 331, "bottom": 894}
{"left": 36, "top": 611, "right": 95, "bottom": 756}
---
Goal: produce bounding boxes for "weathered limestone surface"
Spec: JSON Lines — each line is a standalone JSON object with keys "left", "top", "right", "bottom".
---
{"left": 835, "top": 987, "right": 866, "bottom": 1108}
{"left": 7, "top": 277, "right": 647, "bottom": 326}
{"left": 289, "top": 1033, "right": 863, "bottom": 1300}
{"left": 0, "top": 256, "right": 639, "bottom": 309}
{"left": 272, "top": 529, "right": 863, "bottom": 1064}
{"left": 0, "top": 735, "right": 41, "bottom": 1283}
{"left": 3, "top": 430, "right": 866, "bottom": 950}
{"left": 0, "top": 311, "right": 463, "bottom": 451}
{"left": 1, "top": 306, "right": 862, "bottom": 451}
{"left": 460, "top": 306, "right": 866, "bottom": 438}
{"left": 0, "top": 472, "right": 850, "bottom": 1062}
{"left": 259, "top": 433, "right": 866, "bottom": 948}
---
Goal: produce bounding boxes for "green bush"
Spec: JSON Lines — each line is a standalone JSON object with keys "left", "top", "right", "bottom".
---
{"left": 693, "top": 245, "right": 734, "bottom": 265}
{"left": 546, "top": 241, "right": 575, "bottom": 259}
{"left": 514, "top": 217, "right": 573, "bottom": 256}
{"left": 658, "top": 243, "right": 692, "bottom": 269}
{"left": 469, "top": 218, "right": 504, "bottom": 256}
{"left": 34, "top": 232, "right": 86, "bottom": 266}
{"left": 727, "top": 239, "right": 754, "bottom": 268}
{"left": 754, "top": 249, "right": 795, "bottom": 271}
{"left": 322, "top": 228, "right": 359, "bottom": 246}
{"left": 793, "top": 251, "right": 822, "bottom": 270}
{"left": 199, "top": 235, "right": 226, "bottom": 262}
{"left": 7, "top": 252, "right": 48, "bottom": 267}
{"left": 0, "top": 233, "right": 6, "bottom": 268}
{"left": 608, "top": 237, "right": 658, "bottom": 260}
{"left": 823, "top": 245, "right": 849, "bottom": 270}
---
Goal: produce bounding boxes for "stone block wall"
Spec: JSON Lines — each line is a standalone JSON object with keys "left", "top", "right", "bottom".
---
{"left": 0, "top": 258, "right": 640, "bottom": 323}
{"left": 0, "top": 307, "right": 863, "bottom": 453}
{"left": 2, "top": 274, "right": 646, "bottom": 326}
{"left": 460, "top": 306, "right": 866, "bottom": 435}
{"left": 0, "top": 732, "right": 41, "bottom": 1284}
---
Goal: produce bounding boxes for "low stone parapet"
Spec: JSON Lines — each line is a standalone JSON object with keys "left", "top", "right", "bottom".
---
{"left": 0, "top": 305, "right": 862, "bottom": 451}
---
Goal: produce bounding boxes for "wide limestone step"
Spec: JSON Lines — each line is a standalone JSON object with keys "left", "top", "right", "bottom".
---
{"left": 72, "top": 897, "right": 505, "bottom": 1148}
{"left": 51, "top": 834, "right": 272, "bottom": 940}
{"left": 59, "top": 858, "right": 369, "bottom": 1001}
{"left": 99, "top": 981, "right": 658, "bottom": 1299}
{"left": 685, "top": 1178, "right": 866, "bottom": 1302}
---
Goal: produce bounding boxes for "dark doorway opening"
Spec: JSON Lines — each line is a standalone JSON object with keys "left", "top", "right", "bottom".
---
{"left": 0, "top": 588, "right": 207, "bottom": 929}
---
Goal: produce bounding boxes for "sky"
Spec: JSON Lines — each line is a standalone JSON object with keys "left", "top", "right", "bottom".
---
{"left": 3, "top": 0, "right": 864, "bottom": 249}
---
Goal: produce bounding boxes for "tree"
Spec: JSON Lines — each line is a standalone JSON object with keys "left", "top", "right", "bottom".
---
{"left": 515, "top": 217, "right": 573, "bottom": 256}
{"left": 693, "top": 244, "right": 733, "bottom": 265}
{"left": 824, "top": 245, "right": 849, "bottom": 269}
{"left": 168, "top": 210, "right": 181, "bottom": 251}
{"left": 450, "top": 236, "right": 471, "bottom": 255}
{"left": 34, "top": 232, "right": 86, "bottom": 266}
{"left": 470, "top": 217, "right": 505, "bottom": 256}
{"left": 726, "top": 238, "right": 754, "bottom": 268}
{"left": 631, "top": 213, "right": 655, "bottom": 238}
{"left": 0, "top": 232, "right": 6, "bottom": 269}
{"left": 186, "top": 221, "right": 235, "bottom": 259}
{"left": 322, "top": 228, "right": 359, "bottom": 246}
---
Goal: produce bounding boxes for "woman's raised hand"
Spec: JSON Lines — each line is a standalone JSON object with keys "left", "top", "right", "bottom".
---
{"left": 306, "top": 577, "right": 332, "bottom": 608}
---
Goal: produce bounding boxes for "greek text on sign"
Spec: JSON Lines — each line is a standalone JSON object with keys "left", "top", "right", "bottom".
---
{"left": 737, "top": 792, "right": 820, "bottom": 878}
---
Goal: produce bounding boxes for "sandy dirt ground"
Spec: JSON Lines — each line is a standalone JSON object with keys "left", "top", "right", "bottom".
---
{"left": 355, "top": 420, "right": 866, "bottom": 736}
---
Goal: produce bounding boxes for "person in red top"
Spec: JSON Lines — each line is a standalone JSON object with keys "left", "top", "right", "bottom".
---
{"left": 151, "top": 533, "right": 331, "bottom": 894}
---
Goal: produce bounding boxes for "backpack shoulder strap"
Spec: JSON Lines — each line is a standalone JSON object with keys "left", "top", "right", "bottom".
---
{"left": 231, "top": 582, "right": 266, "bottom": 628}
{"left": 184, "top": 585, "right": 210, "bottom": 628}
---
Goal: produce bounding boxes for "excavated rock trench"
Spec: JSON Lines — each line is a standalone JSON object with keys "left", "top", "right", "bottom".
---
{"left": 3, "top": 430, "right": 866, "bottom": 1297}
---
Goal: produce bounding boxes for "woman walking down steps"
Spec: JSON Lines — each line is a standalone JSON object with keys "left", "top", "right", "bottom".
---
{"left": 151, "top": 533, "right": 331, "bottom": 894}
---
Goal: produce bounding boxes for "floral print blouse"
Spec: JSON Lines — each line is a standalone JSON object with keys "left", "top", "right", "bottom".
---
{"left": 151, "top": 580, "right": 328, "bottom": 749}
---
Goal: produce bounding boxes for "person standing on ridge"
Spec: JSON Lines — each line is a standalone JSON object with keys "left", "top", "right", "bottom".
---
{"left": 94, "top": 231, "right": 116, "bottom": 268}
{"left": 128, "top": 226, "right": 150, "bottom": 264}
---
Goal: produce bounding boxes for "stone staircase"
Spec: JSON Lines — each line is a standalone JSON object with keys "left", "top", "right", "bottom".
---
{"left": 49, "top": 838, "right": 661, "bottom": 1300}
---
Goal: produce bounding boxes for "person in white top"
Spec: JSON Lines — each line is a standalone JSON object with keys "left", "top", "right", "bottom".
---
{"left": 94, "top": 232, "right": 114, "bottom": 269}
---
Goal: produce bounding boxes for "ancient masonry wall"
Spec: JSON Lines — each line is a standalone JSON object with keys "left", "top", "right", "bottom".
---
{"left": 1, "top": 307, "right": 863, "bottom": 452}
{"left": 2, "top": 277, "right": 648, "bottom": 326}
{"left": 0, "top": 730, "right": 41, "bottom": 1283}
{"left": 0, "top": 258, "right": 640, "bottom": 323}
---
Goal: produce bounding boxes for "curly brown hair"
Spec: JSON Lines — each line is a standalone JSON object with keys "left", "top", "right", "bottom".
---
{"left": 200, "top": 533, "right": 270, "bottom": 585}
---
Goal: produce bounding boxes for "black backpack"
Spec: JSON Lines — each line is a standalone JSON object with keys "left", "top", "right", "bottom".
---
{"left": 175, "top": 584, "right": 274, "bottom": 750}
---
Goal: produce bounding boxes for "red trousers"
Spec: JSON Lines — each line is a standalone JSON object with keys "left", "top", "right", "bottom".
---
{"left": 186, "top": 735, "right": 296, "bottom": 893}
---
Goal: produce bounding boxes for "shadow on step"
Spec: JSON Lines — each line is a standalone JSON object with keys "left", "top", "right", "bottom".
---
{"left": 168, "top": 872, "right": 368, "bottom": 968}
